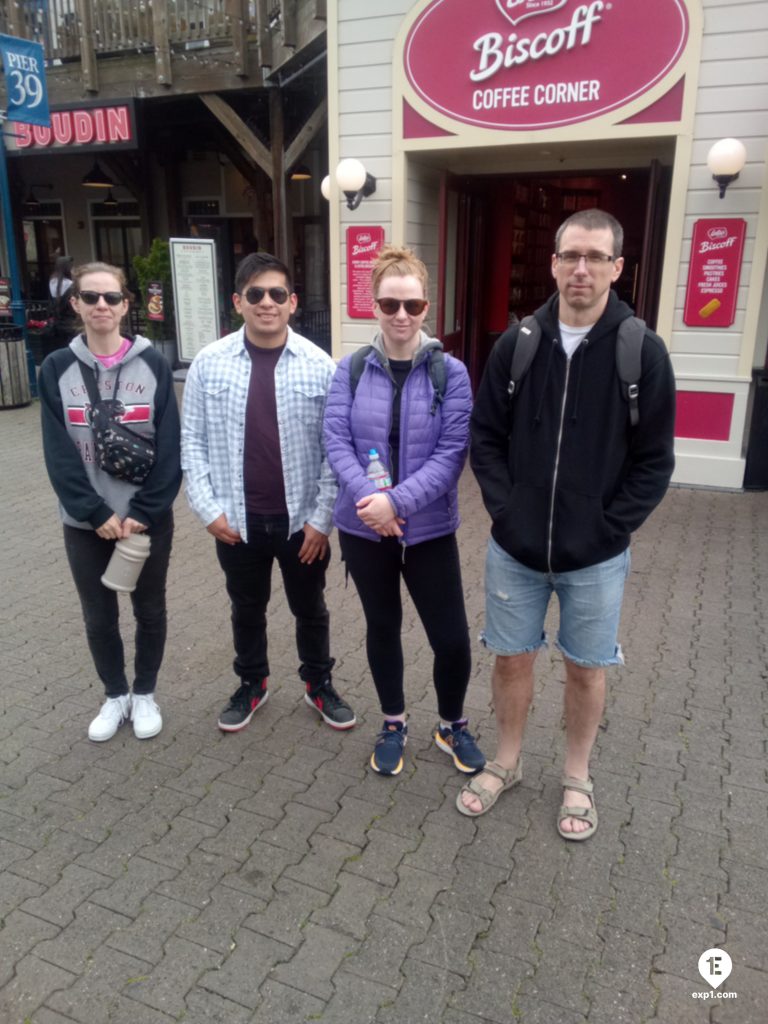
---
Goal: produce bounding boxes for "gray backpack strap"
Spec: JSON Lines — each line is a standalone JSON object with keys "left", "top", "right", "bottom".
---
{"left": 427, "top": 348, "right": 447, "bottom": 415}
{"left": 349, "top": 345, "right": 374, "bottom": 397}
{"left": 616, "top": 316, "right": 645, "bottom": 427}
{"left": 508, "top": 315, "right": 541, "bottom": 399}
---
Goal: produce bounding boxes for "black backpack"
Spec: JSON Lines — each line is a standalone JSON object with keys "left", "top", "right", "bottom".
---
{"left": 349, "top": 344, "right": 447, "bottom": 415}
{"left": 505, "top": 314, "right": 645, "bottom": 427}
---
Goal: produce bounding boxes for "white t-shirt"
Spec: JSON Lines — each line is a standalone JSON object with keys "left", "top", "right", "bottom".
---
{"left": 559, "top": 320, "right": 595, "bottom": 359}
{"left": 49, "top": 277, "right": 73, "bottom": 299}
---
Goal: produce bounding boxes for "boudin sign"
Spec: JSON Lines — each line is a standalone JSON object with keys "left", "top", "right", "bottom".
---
{"left": 404, "top": 0, "right": 690, "bottom": 131}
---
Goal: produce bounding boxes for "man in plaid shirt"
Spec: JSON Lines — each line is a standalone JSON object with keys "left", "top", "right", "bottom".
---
{"left": 182, "top": 252, "right": 356, "bottom": 732}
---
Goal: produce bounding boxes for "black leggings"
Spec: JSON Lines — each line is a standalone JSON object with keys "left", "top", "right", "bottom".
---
{"left": 339, "top": 531, "right": 471, "bottom": 720}
{"left": 63, "top": 514, "right": 173, "bottom": 697}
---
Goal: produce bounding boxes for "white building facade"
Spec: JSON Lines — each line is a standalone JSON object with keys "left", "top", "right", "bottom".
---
{"left": 323, "top": 0, "right": 768, "bottom": 489}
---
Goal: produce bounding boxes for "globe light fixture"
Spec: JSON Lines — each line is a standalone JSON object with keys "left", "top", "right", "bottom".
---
{"left": 706, "top": 138, "right": 747, "bottom": 199}
{"left": 321, "top": 158, "right": 377, "bottom": 210}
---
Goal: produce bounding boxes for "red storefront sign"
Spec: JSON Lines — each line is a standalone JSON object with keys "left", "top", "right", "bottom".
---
{"left": 6, "top": 102, "right": 136, "bottom": 154}
{"left": 683, "top": 219, "right": 746, "bottom": 328}
{"left": 347, "top": 227, "right": 385, "bottom": 319}
{"left": 404, "top": 0, "right": 690, "bottom": 130}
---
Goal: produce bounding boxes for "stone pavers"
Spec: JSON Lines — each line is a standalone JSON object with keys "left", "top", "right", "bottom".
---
{"left": 1, "top": 399, "right": 767, "bottom": 1022}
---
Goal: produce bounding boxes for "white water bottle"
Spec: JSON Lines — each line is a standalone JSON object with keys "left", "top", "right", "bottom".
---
{"left": 366, "top": 448, "right": 392, "bottom": 490}
{"left": 101, "top": 534, "right": 151, "bottom": 593}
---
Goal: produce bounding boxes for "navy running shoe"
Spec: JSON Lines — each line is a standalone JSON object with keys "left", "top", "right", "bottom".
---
{"left": 370, "top": 720, "right": 408, "bottom": 775}
{"left": 434, "top": 720, "right": 486, "bottom": 773}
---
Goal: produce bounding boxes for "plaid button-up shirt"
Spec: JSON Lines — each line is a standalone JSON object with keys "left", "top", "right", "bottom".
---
{"left": 181, "top": 326, "right": 338, "bottom": 542}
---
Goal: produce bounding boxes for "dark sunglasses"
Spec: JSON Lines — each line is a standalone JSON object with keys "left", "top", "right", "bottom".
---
{"left": 243, "top": 286, "right": 290, "bottom": 305}
{"left": 77, "top": 290, "right": 125, "bottom": 306}
{"left": 376, "top": 297, "right": 428, "bottom": 316}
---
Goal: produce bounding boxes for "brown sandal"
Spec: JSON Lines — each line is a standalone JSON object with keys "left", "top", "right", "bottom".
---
{"left": 557, "top": 775, "right": 598, "bottom": 841}
{"left": 456, "top": 757, "right": 522, "bottom": 817}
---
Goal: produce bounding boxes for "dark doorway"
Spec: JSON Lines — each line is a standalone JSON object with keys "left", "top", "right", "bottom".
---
{"left": 438, "top": 165, "right": 671, "bottom": 387}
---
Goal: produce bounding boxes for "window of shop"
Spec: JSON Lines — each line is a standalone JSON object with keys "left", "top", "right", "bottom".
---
{"left": 23, "top": 202, "right": 66, "bottom": 300}
{"left": 91, "top": 201, "right": 142, "bottom": 291}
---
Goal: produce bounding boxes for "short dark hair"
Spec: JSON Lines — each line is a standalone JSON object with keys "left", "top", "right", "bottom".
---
{"left": 234, "top": 252, "right": 293, "bottom": 294}
{"left": 554, "top": 209, "right": 624, "bottom": 258}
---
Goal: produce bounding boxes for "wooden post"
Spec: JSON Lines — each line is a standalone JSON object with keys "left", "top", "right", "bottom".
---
{"left": 227, "top": 0, "right": 249, "bottom": 78}
{"left": 314, "top": 0, "right": 327, "bottom": 20}
{"left": 270, "top": 89, "right": 290, "bottom": 266}
{"left": 152, "top": 0, "right": 173, "bottom": 87}
{"left": 7, "top": 0, "right": 24, "bottom": 38}
{"left": 74, "top": 0, "right": 99, "bottom": 92}
{"left": 280, "top": 0, "right": 297, "bottom": 49}
{"left": 257, "top": 0, "right": 273, "bottom": 72}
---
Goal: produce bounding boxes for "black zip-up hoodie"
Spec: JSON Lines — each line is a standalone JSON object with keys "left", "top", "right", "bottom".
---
{"left": 470, "top": 291, "right": 676, "bottom": 573}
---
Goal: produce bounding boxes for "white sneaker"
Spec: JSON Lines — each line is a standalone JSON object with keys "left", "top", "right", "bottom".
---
{"left": 131, "top": 693, "right": 163, "bottom": 739}
{"left": 88, "top": 694, "right": 131, "bottom": 742}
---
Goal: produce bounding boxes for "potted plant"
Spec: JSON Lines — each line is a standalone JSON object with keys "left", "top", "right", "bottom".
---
{"left": 132, "top": 239, "right": 177, "bottom": 366}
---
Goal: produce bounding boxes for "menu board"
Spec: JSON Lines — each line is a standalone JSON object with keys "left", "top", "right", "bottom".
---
{"left": 347, "top": 226, "right": 385, "bottom": 318}
{"left": 170, "top": 238, "right": 220, "bottom": 362}
{"left": 683, "top": 219, "right": 746, "bottom": 328}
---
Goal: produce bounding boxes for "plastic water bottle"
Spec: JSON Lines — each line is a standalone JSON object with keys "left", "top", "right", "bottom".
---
{"left": 366, "top": 448, "right": 392, "bottom": 490}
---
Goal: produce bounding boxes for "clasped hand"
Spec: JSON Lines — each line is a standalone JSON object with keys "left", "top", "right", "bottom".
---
{"left": 356, "top": 492, "right": 405, "bottom": 537}
{"left": 96, "top": 514, "right": 147, "bottom": 540}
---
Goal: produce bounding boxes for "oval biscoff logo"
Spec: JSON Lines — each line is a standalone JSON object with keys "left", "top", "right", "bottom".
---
{"left": 404, "top": 0, "right": 690, "bottom": 131}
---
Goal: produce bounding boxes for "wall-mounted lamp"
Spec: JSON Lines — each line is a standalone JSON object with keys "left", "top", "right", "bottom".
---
{"left": 321, "top": 158, "right": 377, "bottom": 211}
{"left": 707, "top": 138, "right": 747, "bottom": 199}
{"left": 81, "top": 160, "right": 114, "bottom": 188}
{"left": 290, "top": 163, "right": 312, "bottom": 182}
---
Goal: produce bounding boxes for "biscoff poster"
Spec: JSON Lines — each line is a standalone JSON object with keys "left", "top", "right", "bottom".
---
{"left": 683, "top": 219, "right": 746, "bottom": 328}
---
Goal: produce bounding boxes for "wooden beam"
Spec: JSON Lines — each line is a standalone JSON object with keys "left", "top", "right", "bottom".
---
{"left": 74, "top": 0, "right": 99, "bottom": 92}
{"left": 152, "top": 0, "right": 173, "bottom": 87}
{"left": 284, "top": 96, "right": 327, "bottom": 171}
{"left": 270, "top": 89, "right": 290, "bottom": 265}
{"left": 227, "top": 0, "right": 250, "bottom": 78}
{"left": 314, "top": 0, "right": 327, "bottom": 20}
{"left": 200, "top": 94, "right": 274, "bottom": 179}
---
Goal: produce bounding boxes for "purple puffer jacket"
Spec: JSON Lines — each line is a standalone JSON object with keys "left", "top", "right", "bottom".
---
{"left": 324, "top": 341, "right": 472, "bottom": 545}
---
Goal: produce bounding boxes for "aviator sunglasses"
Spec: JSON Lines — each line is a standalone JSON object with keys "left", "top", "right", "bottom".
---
{"left": 77, "top": 290, "right": 125, "bottom": 306}
{"left": 375, "top": 297, "right": 428, "bottom": 316}
{"left": 243, "top": 285, "right": 290, "bottom": 305}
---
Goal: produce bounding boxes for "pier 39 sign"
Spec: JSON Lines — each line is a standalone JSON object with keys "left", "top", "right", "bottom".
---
{"left": 404, "top": 0, "right": 690, "bottom": 131}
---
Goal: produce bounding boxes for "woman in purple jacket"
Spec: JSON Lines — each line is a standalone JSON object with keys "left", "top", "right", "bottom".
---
{"left": 324, "top": 245, "right": 484, "bottom": 777}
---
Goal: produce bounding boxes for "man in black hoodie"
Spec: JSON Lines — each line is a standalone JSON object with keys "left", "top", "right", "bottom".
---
{"left": 458, "top": 209, "right": 675, "bottom": 838}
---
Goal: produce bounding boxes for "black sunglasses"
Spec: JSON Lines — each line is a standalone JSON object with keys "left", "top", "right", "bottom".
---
{"left": 376, "top": 297, "right": 428, "bottom": 316}
{"left": 77, "top": 290, "right": 125, "bottom": 306}
{"left": 243, "top": 286, "right": 290, "bottom": 305}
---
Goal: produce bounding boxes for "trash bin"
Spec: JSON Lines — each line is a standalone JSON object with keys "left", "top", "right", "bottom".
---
{"left": 744, "top": 368, "right": 768, "bottom": 490}
{"left": 0, "top": 325, "right": 31, "bottom": 409}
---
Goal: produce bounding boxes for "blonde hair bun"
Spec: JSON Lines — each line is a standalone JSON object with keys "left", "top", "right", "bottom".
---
{"left": 372, "top": 244, "right": 428, "bottom": 297}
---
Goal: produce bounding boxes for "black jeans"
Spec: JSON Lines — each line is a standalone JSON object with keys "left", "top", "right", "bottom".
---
{"left": 64, "top": 514, "right": 174, "bottom": 697}
{"left": 339, "top": 531, "right": 471, "bottom": 720}
{"left": 215, "top": 514, "right": 333, "bottom": 688}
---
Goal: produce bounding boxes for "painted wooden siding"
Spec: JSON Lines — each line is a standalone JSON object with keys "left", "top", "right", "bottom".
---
{"left": 336, "top": 2, "right": 411, "bottom": 351}
{"left": 674, "top": 1, "right": 768, "bottom": 372}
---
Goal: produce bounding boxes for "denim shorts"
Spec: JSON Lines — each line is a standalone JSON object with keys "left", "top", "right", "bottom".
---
{"left": 481, "top": 537, "right": 630, "bottom": 667}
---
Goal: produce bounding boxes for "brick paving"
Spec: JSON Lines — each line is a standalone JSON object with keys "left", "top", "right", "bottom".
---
{"left": 1, "top": 395, "right": 767, "bottom": 1023}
